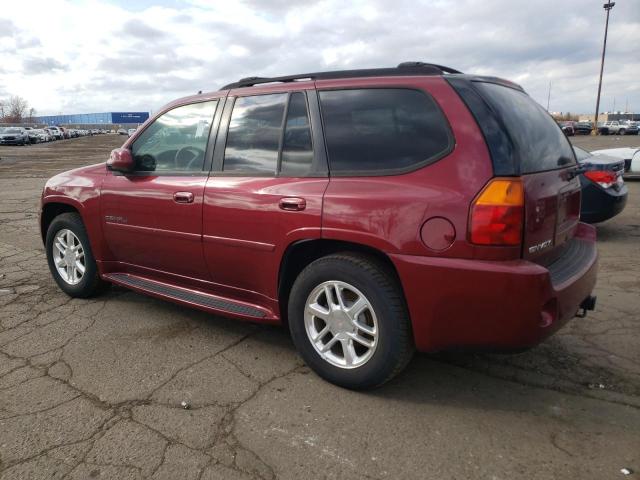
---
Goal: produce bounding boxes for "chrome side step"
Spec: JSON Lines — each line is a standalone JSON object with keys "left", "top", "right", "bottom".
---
{"left": 104, "top": 273, "right": 267, "bottom": 318}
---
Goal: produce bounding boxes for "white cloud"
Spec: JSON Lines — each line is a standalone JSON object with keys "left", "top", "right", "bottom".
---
{"left": 0, "top": 0, "right": 638, "bottom": 115}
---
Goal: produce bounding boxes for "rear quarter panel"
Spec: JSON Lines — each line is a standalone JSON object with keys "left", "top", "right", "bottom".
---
{"left": 319, "top": 76, "right": 497, "bottom": 259}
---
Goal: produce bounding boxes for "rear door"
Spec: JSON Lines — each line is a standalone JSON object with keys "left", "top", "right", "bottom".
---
{"left": 202, "top": 86, "right": 329, "bottom": 306}
{"left": 452, "top": 80, "right": 581, "bottom": 264}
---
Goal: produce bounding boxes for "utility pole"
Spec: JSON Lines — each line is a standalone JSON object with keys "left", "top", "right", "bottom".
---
{"left": 546, "top": 80, "right": 552, "bottom": 111}
{"left": 593, "top": 0, "right": 615, "bottom": 134}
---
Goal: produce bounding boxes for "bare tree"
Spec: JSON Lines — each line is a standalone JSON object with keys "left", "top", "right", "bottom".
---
{"left": 28, "top": 107, "right": 36, "bottom": 123}
{"left": 6, "top": 96, "right": 29, "bottom": 123}
{"left": 0, "top": 99, "right": 5, "bottom": 121}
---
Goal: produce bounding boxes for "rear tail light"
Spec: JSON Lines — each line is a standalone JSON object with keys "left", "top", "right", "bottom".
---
{"left": 584, "top": 170, "right": 616, "bottom": 189}
{"left": 469, "top": 178, "right": 524, "bottom": 246}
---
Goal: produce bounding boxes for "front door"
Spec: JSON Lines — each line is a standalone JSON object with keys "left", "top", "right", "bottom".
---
{"left": 202, "top": 88, "right": 329, "bottom": 307}
{"left": 101, "top": 99, "right": 220, "bottom": 283}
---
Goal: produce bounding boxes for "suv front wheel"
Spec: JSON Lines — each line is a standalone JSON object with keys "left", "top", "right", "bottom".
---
{"left": 288, "top": 253, "right": 414, "bottom": 389}
{"left": 45, "top": 212, "right": 105, "bottom": 298}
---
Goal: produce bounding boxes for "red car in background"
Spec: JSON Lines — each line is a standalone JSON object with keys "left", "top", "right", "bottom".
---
{"left": 40, "top": 63, "right": 598, "bottom": 389}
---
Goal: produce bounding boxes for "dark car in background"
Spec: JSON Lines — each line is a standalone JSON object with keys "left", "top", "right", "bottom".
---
{"left": 622, "top": 121, "right": 639, "bottom": 135}
{"left": 573, "top": 146, "right": 628, "bottom": 223}
{"left": 574, "top": 122, "right": 593, "bottom": 135}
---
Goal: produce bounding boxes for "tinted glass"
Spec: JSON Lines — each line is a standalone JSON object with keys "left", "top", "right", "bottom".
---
{"left": 224, "top": 93, "right": 287, "bottom": 174}
{"left": 473, "top": 82, "right": 576, "bottom": 173}
{"left": 280, "top": 92, "right": 313, "bottom": 176}
{"left": 319, "top": 89, "right": 451, "bottom": 174}
{"left": 131, "top": 100, "right": 217, "bottom": 172}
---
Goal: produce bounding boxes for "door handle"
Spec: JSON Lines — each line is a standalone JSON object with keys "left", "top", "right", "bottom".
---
{"left": 173, "top": 191, "right": 194, "bottom": 204}
{"left": 279, "top": 197, "right": 306, "bottom": 211}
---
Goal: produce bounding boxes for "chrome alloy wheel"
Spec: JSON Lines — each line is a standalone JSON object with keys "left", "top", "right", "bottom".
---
{"left": 304, "top": 281, "right": 378, "bottom": 369}
{"left": 52, "top": 229, "right": 85, "bottom": 285}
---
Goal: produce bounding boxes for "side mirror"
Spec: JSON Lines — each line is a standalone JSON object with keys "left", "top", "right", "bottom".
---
{"left": 107, "top": 148, "right": 134, "bottom": 173}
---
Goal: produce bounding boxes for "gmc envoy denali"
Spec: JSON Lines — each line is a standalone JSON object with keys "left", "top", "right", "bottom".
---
{"left": 40, "top": 62, "right": 598, "bottom": 389}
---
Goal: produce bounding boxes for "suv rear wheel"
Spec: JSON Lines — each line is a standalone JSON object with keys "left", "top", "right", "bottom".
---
{"left": 288, "top": 253, "right": 413, "bottom": 389}
{"left": 46, "top": 212, "right": 105, "bottom": 298}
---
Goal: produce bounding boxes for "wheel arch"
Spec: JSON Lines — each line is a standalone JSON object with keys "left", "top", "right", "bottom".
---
{"left": 40, "top": 201, "right": 81, "bottom": 244}
{"left": 277, "top": 239, "right": 407, "bottom": 326}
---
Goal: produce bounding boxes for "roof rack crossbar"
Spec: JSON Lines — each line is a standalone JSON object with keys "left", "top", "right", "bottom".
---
{"left": 220, "top": 62, "right": 462, "bottom": 90}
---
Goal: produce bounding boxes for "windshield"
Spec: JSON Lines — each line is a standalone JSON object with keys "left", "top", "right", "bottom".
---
{"left": 6, "top": 129, "right": 21, "bottom": 134}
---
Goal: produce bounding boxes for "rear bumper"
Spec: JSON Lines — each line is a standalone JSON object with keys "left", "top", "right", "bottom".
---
{"left": 580, "top": 181, "right": 627, "bottom": 223}
{"left": 390, "top": 223, "right": 598, "bottom": 352}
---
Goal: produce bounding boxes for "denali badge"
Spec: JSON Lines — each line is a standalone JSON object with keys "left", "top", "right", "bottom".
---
{"left": 105, "top": 215, "right": 128, "bottom": 224}
{"left": 528, "top": 239, "right": 552, "bottom": 254}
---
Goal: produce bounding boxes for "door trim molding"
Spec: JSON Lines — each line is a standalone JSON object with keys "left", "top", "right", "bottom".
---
{"left": 202, "top": 234, "right": 276, "bottom": 252}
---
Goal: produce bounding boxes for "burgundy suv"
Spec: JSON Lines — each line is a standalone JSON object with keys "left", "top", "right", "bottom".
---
{"left": 41, "top": 63, "right": 598, "bottom": 389}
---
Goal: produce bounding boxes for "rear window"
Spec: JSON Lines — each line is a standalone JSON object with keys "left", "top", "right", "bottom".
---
{"left": 318, "top": 89, "right": 452, "bottom": 175}
{"left": 473, "top": 82, "right": 576, "bottom": 174}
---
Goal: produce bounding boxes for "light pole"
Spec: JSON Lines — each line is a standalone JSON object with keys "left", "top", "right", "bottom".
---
{"left": 593, "top": 0, "right": 615, "bottom": 135}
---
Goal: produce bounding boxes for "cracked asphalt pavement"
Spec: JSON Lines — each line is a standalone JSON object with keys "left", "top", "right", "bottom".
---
{"left": 0, "top": 135, "right": 639, "bottom": 479}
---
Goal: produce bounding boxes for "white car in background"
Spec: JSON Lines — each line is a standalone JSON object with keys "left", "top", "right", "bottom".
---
{"left": 47, "top": 126, "right": 64, "bottom": 140}
{"left": 591, "top": 147, "right": 640, "bottom": 178}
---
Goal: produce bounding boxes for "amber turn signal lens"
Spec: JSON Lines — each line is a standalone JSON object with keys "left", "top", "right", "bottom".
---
{"left": 470, "top": 178, "right": 524, "bottom": 246}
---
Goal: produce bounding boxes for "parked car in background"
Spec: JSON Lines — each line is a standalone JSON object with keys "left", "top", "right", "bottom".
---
{"left": 0, "top": 127, "right": 30, "bottom": 145}
{"left": 621, "top": 121, "right": 639, "bottom": 135}
{"left": 117, "top": 128, "right": 127, "bottom": 135}
{"left": 573, "top": 146, "right": 627, "bottom": 223}
{"left": 598, "top": 121, "right": 626, "bottom": 135}
{"left": 47, "top": 126, "right": 64, "bottom": 140}
{"left": 591, "top": 147, "right": 640, "bottom": 178}
{"left": 560, "top": 121, "right": 574, "bottom": 136}
{"left": 28, "top": 128, "right": 50, "bottom": 143}
{"left": 575, "top": 122, "right": 593, "bottom": 135}
{"left": 40, "top": 63, "right": 599, "bottom": 389}
{"left": 27, "top": 128, "right": 41, "bottom": 144}
{"left": 127, "top": 128, "right": 137, "bottom": 137}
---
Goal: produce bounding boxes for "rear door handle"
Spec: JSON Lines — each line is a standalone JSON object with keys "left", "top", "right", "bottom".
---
{"left": 279, "top": 197, "right": 306, "bottom": 211}
{"left": 173, "top": 191, "right": 194, "bottom": 204}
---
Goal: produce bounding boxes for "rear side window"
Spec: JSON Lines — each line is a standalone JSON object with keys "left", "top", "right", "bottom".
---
{"left": 319, "top": 89, "right": 452, "bottom": 175}
{"left": 280, "top": 92, "right": 313, "bottom": 176}
{"left": 472, "top": 82, "right": 576, "bottom": 174}
{"left": 224, "top": 93, "right": 287, "bottom": 174}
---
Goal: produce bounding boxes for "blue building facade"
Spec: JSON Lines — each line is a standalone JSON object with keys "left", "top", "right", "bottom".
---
{"left": 35, "top": 112, "right": 150, "bottom": 125}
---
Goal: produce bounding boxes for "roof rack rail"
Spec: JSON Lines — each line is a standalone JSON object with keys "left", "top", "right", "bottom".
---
{"left": 220, "top": 62, "right": 462, "bottom": 90}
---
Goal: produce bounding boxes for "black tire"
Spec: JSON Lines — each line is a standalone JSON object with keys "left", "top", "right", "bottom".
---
{"left": 619, "top": 129, "right": 626, "bottom": 135}
{"left": 288, "top": 253, "right": 414, "bottom": 389}
{"left": 45, "top": 212, "right": 106, "bottom": 298}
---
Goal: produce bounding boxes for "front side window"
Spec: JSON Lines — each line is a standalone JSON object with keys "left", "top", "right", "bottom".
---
{"left": 224, "top": 93, "right": 287, "bottom": 174}
{"left": 131, "top": 100, "right": 217, "bottom": 172}
{"left": 319, "top": 89, "right": 452, "bottom": 174}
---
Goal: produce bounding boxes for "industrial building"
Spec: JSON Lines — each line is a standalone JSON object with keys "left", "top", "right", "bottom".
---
{"left": 34, "top": 111, "right": 150, "bottom": 127}
{"left": 578, "top": 112, "right": 639, "bottom": 123}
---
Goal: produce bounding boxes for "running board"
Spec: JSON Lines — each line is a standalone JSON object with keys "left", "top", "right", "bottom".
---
{"left": 104, "top": 273, "right": 268, "bottom": 319}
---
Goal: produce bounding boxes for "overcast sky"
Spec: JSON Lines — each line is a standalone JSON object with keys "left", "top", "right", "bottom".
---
{"left": 1, "top": 0, "right": 638, "bottom": 116}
